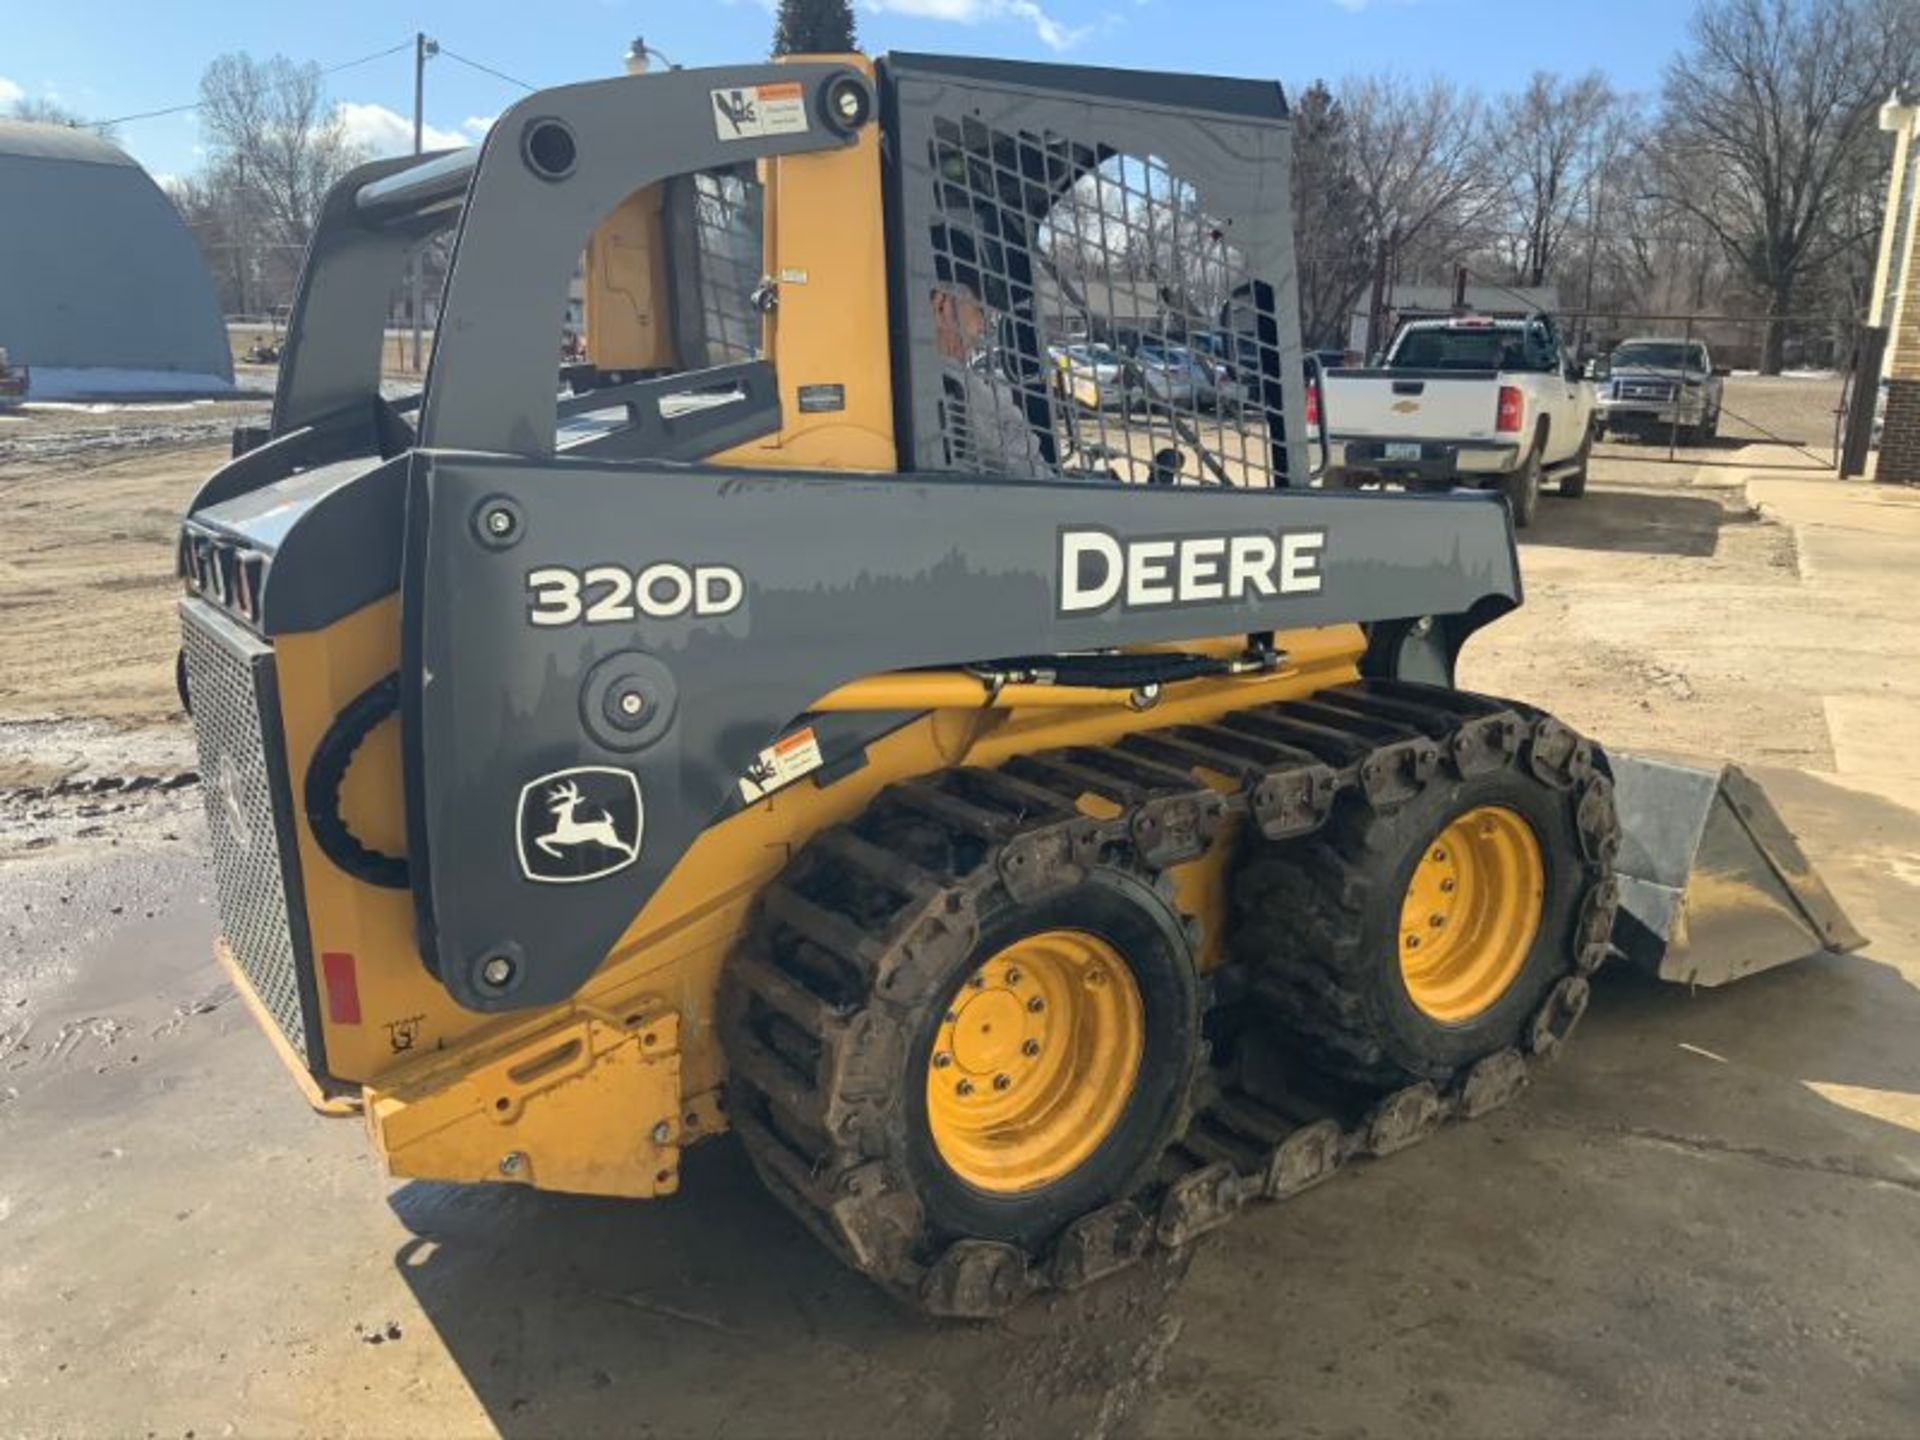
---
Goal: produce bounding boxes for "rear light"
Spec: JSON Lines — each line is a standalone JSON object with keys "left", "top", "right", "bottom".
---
{"left": 1305, "top": 381, "right": 1320, "bottom": 428}
{"left": 1496, "top": 385, "right": 1523, "bottom": 433}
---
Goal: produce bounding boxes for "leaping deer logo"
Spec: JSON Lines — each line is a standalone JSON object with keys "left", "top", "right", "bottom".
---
{"left": 534, "top": 779, "right": 638, "bottom": 862}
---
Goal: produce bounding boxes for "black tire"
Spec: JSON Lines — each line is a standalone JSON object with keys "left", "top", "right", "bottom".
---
{"left": 1702, "top": 409, "right": 1719, "bottom": 442}
{"left": 899, "top": 870, "right": 1200, "bottom": 1248}
{"left": 721, "top": 809, "right": 1203, "bottom": 1277}
{"left": 1232, "top": 714, "right": 1612, "bottom": 1087}
{"left": 1503, "top": 446, "right": 1542, "bottom": 528}
{"left": 1559, "top": 424, "right": 1592, "bottom": 498}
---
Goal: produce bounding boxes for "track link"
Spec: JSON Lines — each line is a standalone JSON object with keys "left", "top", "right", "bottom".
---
{"left": 720, "top": 679, "right": 1621, "bottom": 1317}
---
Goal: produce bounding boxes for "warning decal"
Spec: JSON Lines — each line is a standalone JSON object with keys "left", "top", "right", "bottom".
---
{"left": 739, "top": 726, "right": 826, "bottom": 802}
{"left": 711, "top": 82, "right": 810, "bottom": 141}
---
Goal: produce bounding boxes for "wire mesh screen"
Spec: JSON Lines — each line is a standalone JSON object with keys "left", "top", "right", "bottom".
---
{"left": 668, "top": 166, "right": 764, "bottom": 369}
{"left": 895, "top": 74, "right": 1301, "bottom": 488}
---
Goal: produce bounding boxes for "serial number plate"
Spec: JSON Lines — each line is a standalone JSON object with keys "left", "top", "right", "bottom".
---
{"left": 1383, "top": 442, "right": 1422, "bottom": 462}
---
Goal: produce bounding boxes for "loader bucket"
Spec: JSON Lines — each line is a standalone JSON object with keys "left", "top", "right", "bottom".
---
{"left": 1607, "top": 753, "right": 1866, "bottom": 986}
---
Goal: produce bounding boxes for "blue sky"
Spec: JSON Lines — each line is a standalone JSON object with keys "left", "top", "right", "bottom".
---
{"left": 2, "top": 0, "right": 1697, "bottom": 179}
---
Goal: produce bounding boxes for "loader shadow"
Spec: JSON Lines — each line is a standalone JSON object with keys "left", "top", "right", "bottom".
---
{"left": 1526, "top": 485, "right": 1730, "bottom": 557}
{"left": 387, "top": 1139, "right": 1196, "bottom": 1440}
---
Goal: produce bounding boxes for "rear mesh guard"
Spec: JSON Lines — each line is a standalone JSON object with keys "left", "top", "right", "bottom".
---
{"left": 1608, "top": 752, "right": 1865, "bottom": 984}
{"left": 180, "top": 603, "right": 324, "bottom": 1068}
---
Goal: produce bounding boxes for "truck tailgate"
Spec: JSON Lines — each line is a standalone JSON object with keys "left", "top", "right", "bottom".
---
{"left": 1322, "top": 369, "right": 1500, "bottom": 441}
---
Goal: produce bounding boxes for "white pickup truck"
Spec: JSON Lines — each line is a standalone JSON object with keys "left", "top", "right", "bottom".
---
{"left": 1319, "top": 315, "right": 1596, "bottom": 526}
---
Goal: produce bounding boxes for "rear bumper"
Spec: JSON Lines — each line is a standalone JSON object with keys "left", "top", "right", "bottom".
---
{"left": 1329, "top": 436, "right": 1519, "bottom": 482}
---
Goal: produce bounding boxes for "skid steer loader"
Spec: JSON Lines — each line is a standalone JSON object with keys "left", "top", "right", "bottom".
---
{"left": 175, "top": 52, "right": 1862, "bottom": 1316}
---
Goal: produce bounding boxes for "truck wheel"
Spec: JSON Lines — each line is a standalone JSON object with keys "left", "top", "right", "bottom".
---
{"left": 1702, "top": 409, "right": 1719, "bottom": 442}
{"left": 1559, "top": 425, "right": 1592, "bottom": 498}
{"left": 1232, "top": 715, "right": 1614, "bottom": 1086}
{"left": 1503, "top": 448, "right": 1542, "bottom": 528}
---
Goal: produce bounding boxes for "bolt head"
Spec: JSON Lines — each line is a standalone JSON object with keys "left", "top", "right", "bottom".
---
{"left": 992, "top": 1073, "right": 1012, "bottom": 1091}
{"left": 967, "top": 973, "right": 986, "bottom": 989}
{"left": 499, "top": 1151, "right": 524, "bottom": 1176}
{"left": 1440, "top": 878, "right": 1457, "bottom": 894}
{"left": 481, "top": 954, "right": 515, "bottom": 987}
{"left": 956, "top": 1079, "right": 975, "bottom": 1097}
{"left": 485, "top": 508, "right": 514, "bottom": 536}
{"left": 1430, "top": 913, "right": 1446, "bottom": 928}
{"left": 618, "top": 690, "right": 646, "bottom": 717}
{"left": 1027, "top": 996, "right": 1046, "bottom": 1013}
{"left": 1021, "top": 1038, "right": 1040, "bottom": 1058}
{"left": 835, "top": 88, "right": 861, "bottom": 120}
{"left": 650, "top": 1120, "right": 673, "bottom": 1145}
{"left": 932, "top": 1051, "right": 952, "bottom": 1069}
{"left": 1003, "top": 967, "right": 1022, "bottom": 985}
{"left": 1406, "top": 934, "right": 1422, "bottom": 950}
{"left": 1432, "top": 847, "right": 1447, "bottom": 863}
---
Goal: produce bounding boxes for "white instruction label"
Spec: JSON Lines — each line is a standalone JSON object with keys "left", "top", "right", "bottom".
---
{"left": 711, "top": 82, "right": 810, "bottom": 141}
{"left": 739, "top": 725, "right": 825, "bottom": 802}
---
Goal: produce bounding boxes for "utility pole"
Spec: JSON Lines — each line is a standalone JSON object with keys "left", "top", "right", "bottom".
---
{"left": 410, "top": 31, "right": 439, "bottom": 373}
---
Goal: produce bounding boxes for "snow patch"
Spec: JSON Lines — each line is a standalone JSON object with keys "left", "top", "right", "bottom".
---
{"left": 26, "top": 368, "right": 238, "bottom": 402}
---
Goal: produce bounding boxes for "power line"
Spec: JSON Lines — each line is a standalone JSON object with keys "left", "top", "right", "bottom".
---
{"left": 436, "top": 47, "right": 537, "bottom": 93}
{"left": 91, "top": 38, "right": 414, "bottom": 128}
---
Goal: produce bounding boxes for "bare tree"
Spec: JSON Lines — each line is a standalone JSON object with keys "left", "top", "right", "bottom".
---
{"left": 196, "top": 53, "right": 362, "bottom": 313}
{"left": 1490, "top": 71, "right": 1617, "bottom": 288}
{"left": 1654, "top": 0, "right": 1919, "bottom": 370}
{"left": 1290, "top": 80, "right": 1372, "bottom": 349}
{"left": 1342, "top": 75, "right": 1495, "bottom": 353}
{"left": 7, "top": 96, "right": 116, "bottom": 138}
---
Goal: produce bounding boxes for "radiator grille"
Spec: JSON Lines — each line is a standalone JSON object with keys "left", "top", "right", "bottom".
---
{"left": 180, "top": 602, "right": 317, "bottom": 1066}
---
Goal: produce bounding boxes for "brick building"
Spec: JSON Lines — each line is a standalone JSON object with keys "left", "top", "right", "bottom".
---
{"left": 1871, "top": 92, "right": 1920, "bottom": 482}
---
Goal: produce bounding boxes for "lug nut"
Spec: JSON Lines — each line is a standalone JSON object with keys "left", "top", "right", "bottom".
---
{"left": 967, "top": 973, "right": 986, "bottom": 989}
{"left": 1027, "top": 996, "right": 1046, "bottom": 1013}
{"left": 1021, "top": 1039, "right": 1040, "bottom": 1058}
{"left": 1432, "top": 847, "right": 1447, "bottom": 863}
{"left": 956, "top": 1079, "right": 975, "bottom": 1097}
{"left": 932, "top": 1051, "right": 953, "bottom": 1069}
{"left": 1430, "top": 913, "right": 1446, "bottom": 929}
{"left": 1440, "top": 878, "right": 1456, "bottom": 894}
{"left": 1004, "top": 967, "right": 1022, "bottom": 985}
{"left": 1406, "top": 934, "right": 1422, "bottom": 950}
{"left": 1085, "top": 968, "right": 1107, "bottom": 988}
{"left": 993, "top": 1073, "right": 1012, "bottom": 1091}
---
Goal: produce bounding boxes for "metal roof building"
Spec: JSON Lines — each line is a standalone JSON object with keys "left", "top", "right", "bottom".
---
{"left": 0, "top": 120, "right": 234, "bottom": 398}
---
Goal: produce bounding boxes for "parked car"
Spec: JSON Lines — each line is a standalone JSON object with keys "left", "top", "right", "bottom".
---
{"left": 1135, "top": 341, "right": 1217, "bottom": 410}
{"left": 0, "top": 346, "right": 27, "bottom": 404}
{"left": 1595, "top": 337, "right": 1724, "bottom": 443}
{"left": 1317, "top": 313, "right": 1596, "bottom": 526}
{"left": 1049, "top": 342, "right": 1134, "bottom": 411}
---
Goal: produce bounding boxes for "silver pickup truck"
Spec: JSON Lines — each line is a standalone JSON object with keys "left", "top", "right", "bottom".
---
{"left": 1595, "top": 337, "right": 1725, "bottom": 443}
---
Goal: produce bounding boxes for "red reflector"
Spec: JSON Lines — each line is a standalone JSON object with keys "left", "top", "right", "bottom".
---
{"left": 322, "top": 952, "right": 362, "bottom": 1025}
{"left": 1496, "top": 385, "right": 1524, "bottom": 433}
{"left": 1305, "top": 382, "right": 1320, "bottom": 427}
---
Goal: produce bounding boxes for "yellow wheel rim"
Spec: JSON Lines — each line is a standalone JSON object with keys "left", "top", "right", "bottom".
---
{"left": 925, "top": 930, "right": 1145, "bottom": 1195}
{"left": 1399, "top": 805, "right": 1545, "bottom": 1024}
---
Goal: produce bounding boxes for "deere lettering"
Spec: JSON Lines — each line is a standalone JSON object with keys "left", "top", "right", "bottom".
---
{"left": 1057, "top": 527, "right": 1326, "bottom": 616}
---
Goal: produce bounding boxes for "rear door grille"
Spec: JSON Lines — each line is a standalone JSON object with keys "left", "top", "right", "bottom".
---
{"left": 180, "top": 599, "right": 326, "bottom": 1072}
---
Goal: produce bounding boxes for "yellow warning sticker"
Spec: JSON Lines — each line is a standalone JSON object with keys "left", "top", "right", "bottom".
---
{"left": 739, "top": 725, "right": 825, "bottom": 802}
{"left": 711, "top": 82, "right": 811, "bottom": 142}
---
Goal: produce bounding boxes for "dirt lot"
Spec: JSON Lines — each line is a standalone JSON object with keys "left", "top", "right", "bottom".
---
{"left": 2, "top": 395, "right": 1918, "bottom": 1438}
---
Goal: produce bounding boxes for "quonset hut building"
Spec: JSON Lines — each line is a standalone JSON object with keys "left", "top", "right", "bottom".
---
{"left": 0, "top": 120, "right": 234, "bottom": 399}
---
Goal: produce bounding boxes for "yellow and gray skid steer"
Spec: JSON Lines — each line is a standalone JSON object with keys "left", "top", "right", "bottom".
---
{"left": 175, "top": 52, "right": 1862, "bottom": 1316}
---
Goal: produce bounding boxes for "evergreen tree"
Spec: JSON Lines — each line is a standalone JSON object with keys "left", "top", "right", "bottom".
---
{"left": 772, "top": 0, "right": 857, "bottom": 56}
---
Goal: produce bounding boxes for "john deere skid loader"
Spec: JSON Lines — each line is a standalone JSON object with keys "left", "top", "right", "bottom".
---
{"left": 176, "top": 53, "right": 1861, "bottom": 1316}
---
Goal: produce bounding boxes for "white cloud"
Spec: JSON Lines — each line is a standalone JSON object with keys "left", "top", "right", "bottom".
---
{"left": 333, "top": 101, "right": 469, "bottom": 158}
{"left": 864, "top": 0, "right": 1092, "bottom": 51}
{"left": 461, "top": 115, "right": 497, "bottom": 138}
{"left": 0, "top": 76, "right": 24, "bottom": 106}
